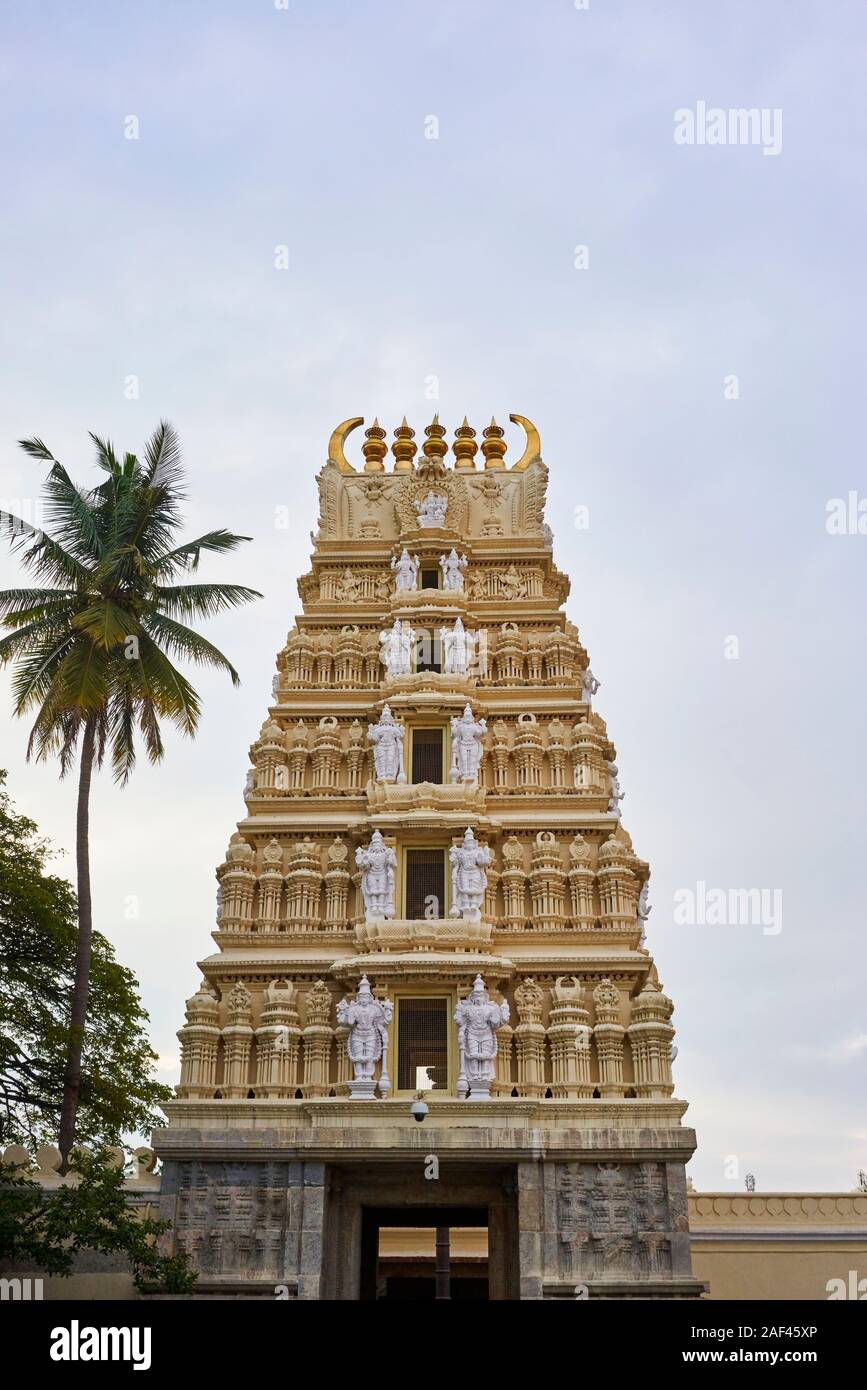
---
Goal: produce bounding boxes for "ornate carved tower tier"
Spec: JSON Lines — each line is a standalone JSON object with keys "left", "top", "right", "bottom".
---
{"left": 154, "top": 414, "right": 702, "bottom": 1300}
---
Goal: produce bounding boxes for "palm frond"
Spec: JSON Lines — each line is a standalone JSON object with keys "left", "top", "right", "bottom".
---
{"left": 41, "top": 465, "right": 103, "bottom": 563}
{"left": 5, "top": 632, "right": 75, "bottom": 714}
{"left": 142, "top": 611, "right": 241, "bottom": 685}
{"left": 89, "top": 434, "right": 120, "bottom": 476}
{"left": 25, "top": 695, "right": 73, "bottom": 764}
{"left": 0, "top": 587, "right": 80, "bottom": 618}
{"left": 153, "top": 582, "right": 262, "bottom": 620}
{"left": 143, "top": 419, "right": 184, "bottom": 493}
{"left": 106, "top": 688, "right": 138, "bottom": 784}
{"left": 137, "top": 699, "right": 165, "bottom": 764}
{"left": 18, "top": 436, "right": 59, "bottom": 463}
{"left": 72, "top": 599, "right": 136, "bottom": 650}
{"left": 0, "top": 618, "right": 67, "bottom": 661}
{"left": 50, "top": 639, "right": 112, "bottom": 713}
{"left": 153, "top": 529, "right": 253, "bottom": 577}
{"left": 32, "top": 705, "right": 104, "bottom": 776}
{"left": 0, "top": 602, "right": 81, "bottom": 639}
{"left": 131, "top": 633, "right": 201, "bottom": 735}
{"left": 0, "top": 510, "right": 92, "bottom": 587}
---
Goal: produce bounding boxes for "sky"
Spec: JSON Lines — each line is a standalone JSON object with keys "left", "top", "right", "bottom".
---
{"left": 0, "top": 0, "right": 864, "bottom": 1191}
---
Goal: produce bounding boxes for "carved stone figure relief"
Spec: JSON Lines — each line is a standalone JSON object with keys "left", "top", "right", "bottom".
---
{"left": 555, "top": 1162, "right": 675, "bottom": 1283}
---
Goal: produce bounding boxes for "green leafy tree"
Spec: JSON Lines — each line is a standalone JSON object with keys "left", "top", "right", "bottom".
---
{"left": 0, "top": 423, "right": 260, "bottom": 1162}
{"left": 0, "top": 772, "right": 170, "bottom": 1148}
{"left": 0, "top": 1146, "right": 195, "bottom": 1292}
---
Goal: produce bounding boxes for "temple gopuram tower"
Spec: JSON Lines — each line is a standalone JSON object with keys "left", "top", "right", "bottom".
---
{"left": 154, "top": 413, "right": 703, "bottom": 1300}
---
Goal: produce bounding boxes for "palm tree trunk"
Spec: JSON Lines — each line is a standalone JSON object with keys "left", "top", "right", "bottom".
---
{"left": 58, "top": 715, "right": 96, "bottom": 1168}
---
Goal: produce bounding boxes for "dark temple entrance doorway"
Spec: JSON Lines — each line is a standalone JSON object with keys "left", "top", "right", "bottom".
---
{"left": 360, "top": 1205, "right": 488, "bottom": 1300}
{"left": 322, "top": 1162, "right": 519, "bottom": 1300}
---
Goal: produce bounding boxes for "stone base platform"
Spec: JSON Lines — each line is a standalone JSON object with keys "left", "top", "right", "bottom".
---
{"left": 152, "top": 1102, "right": 703, "bottom": 1300}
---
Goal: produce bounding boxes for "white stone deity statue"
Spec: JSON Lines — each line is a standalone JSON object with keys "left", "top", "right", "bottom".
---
{"left": 454, "top": 974, "right": 510, "bottom": 1100}
{"left": 391, "top": 548, "right": 420, "bottom": 593}
{"left": 637, "top": 880, "right": 652, "bottom": 922}
{"left": 439, "top": 548, "right": 468, "bottom": 592}
{"left": 607, "top": 760, "right": 624, "bottom": 819}
{"left": 380, "top": 618, "right": 415, "bottom": 677}
{"left": 449, "top": 704, "right": 486, "bottom": 783}
{"left": 582, "top": 666, "right": 600, "bottom": 705}
{"left": 636, "top": 880, "right": 651, "bottom": 945}
{"left": 442, "top": 617, "right": 474, "bottom": 675}
{"left": 414, "top": 490, "right": 448, "bottom": 528}
{"left": 243, "top": 768, "right": 255, "bottom": 798}
{"left": 336, "top": 975, "right": 394, "bottom": 1099}
{"left": 215, "top": 885, "right": 222, "bottom": 924}
{"left": 449, "top": 827, "right": 491, "bottom": 921}
{"left": 356, "top": 830, "right": 397, "bottom": 921}
{"left": 368, "top": 703, "right": 406, "bottom": 783}
{"left": 272, "top": 673, "right": 280, "bottom": 699}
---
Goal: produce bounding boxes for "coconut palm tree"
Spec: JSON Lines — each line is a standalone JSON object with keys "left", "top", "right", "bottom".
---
{"left": 0, "top": 421, "right": 261, "bottom": 1162}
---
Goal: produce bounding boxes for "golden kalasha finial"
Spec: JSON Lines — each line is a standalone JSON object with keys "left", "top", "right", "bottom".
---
{"left": 421, "top": 414, "right": 448, "bottom": 467}
{"left": 481, "top": 416, "right": 507, "bottom": 468}
{"left": 452, "top": 417, "right": 478, "bottom": 470}
{"left": 391, "top": 417, "right": 417, "bottom": 472}
{"left": 362, "top": 418, "right": 388, "bottom": 471}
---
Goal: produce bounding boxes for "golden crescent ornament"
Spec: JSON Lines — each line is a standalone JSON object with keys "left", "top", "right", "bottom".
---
{"left": 327, "top": 417, "right": 364, "bottom": 472}
{"left": 509, "top": 413, "right": 542, "bottom": 470}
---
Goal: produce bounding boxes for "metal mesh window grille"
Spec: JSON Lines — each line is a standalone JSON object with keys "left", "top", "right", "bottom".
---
{"left": 412, "top": 728, "right": 444, "bottom": 784}
{"left": 405, "top": 848, "right": 445, "bottom": 920}
{"left": 397, "top": 997, "right": 449, "bottom": 1091}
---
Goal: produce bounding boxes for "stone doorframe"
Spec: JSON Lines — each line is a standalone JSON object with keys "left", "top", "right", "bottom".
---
{"left": 321, "top": 1162, "right": 520, "bottom": 1300}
